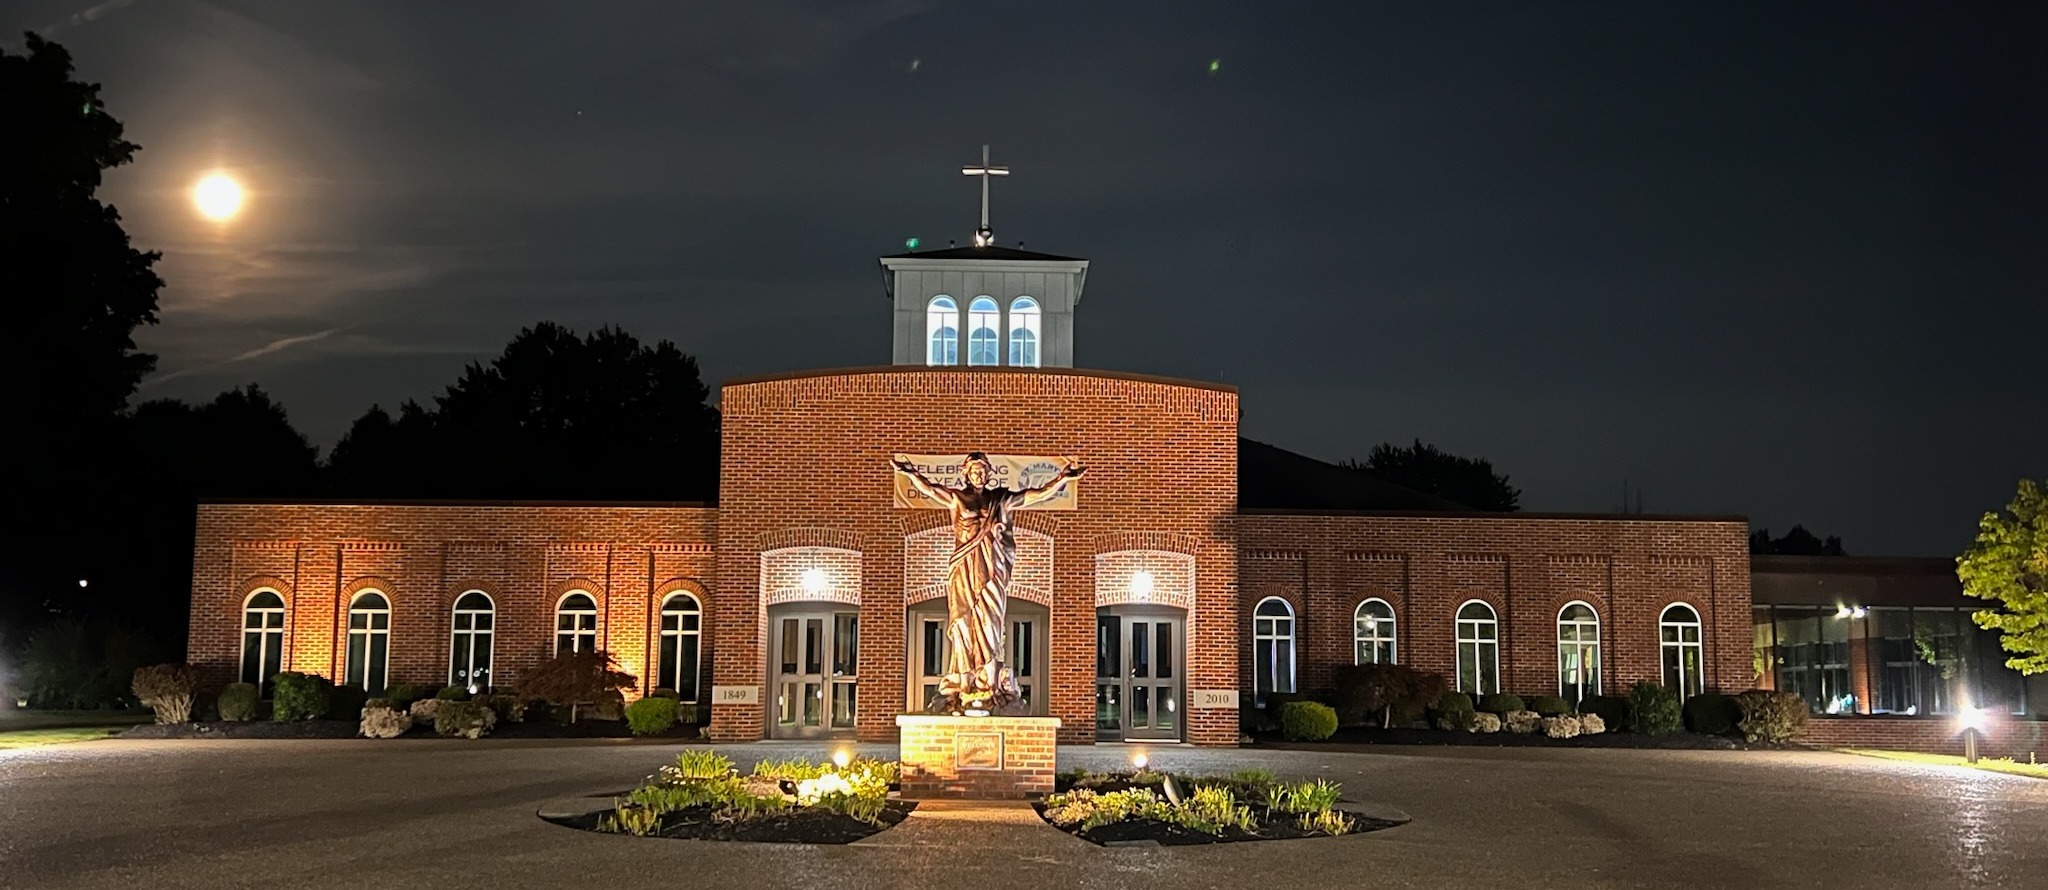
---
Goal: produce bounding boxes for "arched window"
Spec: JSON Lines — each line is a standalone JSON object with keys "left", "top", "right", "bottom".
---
{"left": 1008, "top": 296, "right": 1040, "bottom": 367}
{"left": 1354, "top": 599, "right": 1396, "bottom": 665}
{"left": 1252, "top": 597, "right": 1295, "bottom": 705}
{"left": 1455, "top": 600, "right": 1500, "bottom": 695}
{"left": 967, "top": 296, "right": 1000, "bottom": 365}
{"left": 1661, "top": 603, "right": 1704, "bottom": 699}
{"left": 449, "top": 591, "right": 494, "bottom": 692}
{"left": 555, "top": 592, "right": 598, "bottom": 654}
{"left": 658, "top": 592, "right": 703, "bottom": 703}
{"left": 345, "top": 591, "right": 391, "bottom": 694}
{"left": 926, "top": 296, "right": 958, "bottom": 366}
{"left": 1557, "top": 602, "right": 1600, "bottom": 704}
{"left": 240, "top": 590, "right": 286, "bottom": 695}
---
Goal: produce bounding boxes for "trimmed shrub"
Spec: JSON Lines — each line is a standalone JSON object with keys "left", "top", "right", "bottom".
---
{"left": 1526, "top": 695, "right": 1571, "bottom": 717}
{"left": 1430, "top": 691, "right": 1477, "bottom": 731}
{"left": 382, "top": 684, "right": 422, "bottom": 710}
{"left": 515, "top": 649, "right": 637, "bottom": 722}
{"left": 1626, "top": 681, "right": 1682, "bottom": 736}
{"left": 1683, "top": 692, "right": 1743, "bottom": 735}
{"left": 435, "top": 685, "right": 470, "bottom": 701}
{"left": 1472, "top": 712, "right": 1502, "bottom": 733}
{"left": 476, "top": 693, "right": 523, "bottom": 724}
{"left": 1542, "top": 715, "right": 1583, "bottom": 739}
{"left": 626, "top": 696, "right": 681, "bottom": 735}
{"left": 1735, "top": 690, "right": 1809, "bottom": 743}
{"left": 131, "top": 663, "right": 199, "bottom": 724}
{"left": 217, "top": 683, "right": 260, "bottom": 721}
{"left": 271, "top": 672, "right": 333, "bottom": 722}
{"left": 1475, "top": 693, "right": 1526, "bottom": 715}
{"left": 1330, "top": 664, "right": 1447, "bottom": 728}
{"left": 1279, "top": 701, "right": 1339, "bottom": 741}
{"left": 434, "top": 700, "right": 496, "bottom": 739}
{"left": 1503, "top": 710, "right": 1542, "bottom": 734}
{"left": 649, "top": 687, "right": 681, "bottom": 700}
{"left": 1579, "top": 713, "right": 1607, "bottom": 735}
{"left": 359, "top": 706, "right": 412, "bottom": 739}
{"left": 1576, "top": 694, "right": 1629, "bottom": 728}
{"left": 327, "top": 683, "right": 369, "bottom": 721}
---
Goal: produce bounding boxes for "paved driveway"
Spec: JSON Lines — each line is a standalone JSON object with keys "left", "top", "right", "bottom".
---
{"left": 2, "top": 739, "right": 2043, "bottom": 889}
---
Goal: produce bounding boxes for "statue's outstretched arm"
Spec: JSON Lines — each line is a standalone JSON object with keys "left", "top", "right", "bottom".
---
{"left": 892, "top": 455, "right": 958, "bottom": 509}
{"left": 1015, "top": 458, "right": 1086, "bottom": 508}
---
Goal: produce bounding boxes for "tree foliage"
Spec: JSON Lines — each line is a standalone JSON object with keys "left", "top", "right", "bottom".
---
{"left": 1749, "top": 526, "right": 1845, "bottom": 555}
{"left": 516, "top": 649, "right": 637, "bottom": 720}
{"left": 1342, "top": 440, "right": 1520, "bottom": 511}
{"left": 1957, "top": 479, "right": 2048, "bottom": 676}
{"left": 20, "top": 618, "right": 154, "bottom": 709}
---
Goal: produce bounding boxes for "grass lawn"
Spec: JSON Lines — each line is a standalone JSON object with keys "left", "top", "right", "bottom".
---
{"left": 0, "top": 726, "right": 131, "bottom": 749}
{"left": 0, "top": 708, "right": 153, "bottom": 731}
{"left": 1840, "top": 748, "right": 2048, "bottom": 780}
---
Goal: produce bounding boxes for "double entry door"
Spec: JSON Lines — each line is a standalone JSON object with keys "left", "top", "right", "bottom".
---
{"left": 1095, "top": 607, "right": 1186, "bottom": 741}
{"left": 909, "top": 601, "right": 1049, "bottom": 715}
{"left": 770, "top": 608, "right": 858, "bottom": 739}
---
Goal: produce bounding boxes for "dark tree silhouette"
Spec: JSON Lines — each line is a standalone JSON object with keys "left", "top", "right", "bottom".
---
{"left": 1, "top": 34, "right": 164, "bottom": 652}
{"left": 1341, "top": 440, "right": 1521, "bottom": 511}
{"left": 1748, "top": 526, "right": 1845, "bottom": 555}
{"left": 328, "top": 322, "right": 719, "bottom": 501}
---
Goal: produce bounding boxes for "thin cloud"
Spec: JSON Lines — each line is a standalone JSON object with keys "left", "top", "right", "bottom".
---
{"left": 143, "top": 326, "right": 346, "bottom": 388}
{"left": 42, "top": 0, "right": 145, "bottom": 34}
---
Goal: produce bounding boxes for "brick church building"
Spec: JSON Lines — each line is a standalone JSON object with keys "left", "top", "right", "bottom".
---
{"left": 186, "top": 222, "right": 1758, "bottom": 747}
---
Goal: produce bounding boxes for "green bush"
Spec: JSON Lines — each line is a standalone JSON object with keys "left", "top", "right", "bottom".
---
{"left": 382, "top": 684, "right": 422, "bottom": 710}
{"left": 1683, "top": 692, "right": 1742, "bottom": 735}
{"left": 217, "top": 683, "right": 260, "bottom": 721}
{"left": 1429, "top": 690, "right": 1476, "bottom": 730}
{"left": 1475, "top": 693, "right": 1525, "bottom": 715}
{"left": 1279, "top": 700, "right": 1339, "bottom": 741}
{"left": 435, "top": 685, "right": 470, "bottom": 701}
{"left": 1576, "top": 694, "right": 1629, "bottom": 728}
{"left": 1241, "top": 706, "right": 1279, "bottom": 734}
{"left": 625, "top": 696, "right": 680, "bottom": 735}
{"left": 271, "top": 672, "right": 333, "bottom": 722}
{"left": 649, "top": 687, "right": 680, "bottom": 700}
{"left": 326, "top": 683, "right": 369, "bottom": 721}
{"left": 131, "top": 663, "right": 199, "bottom": 724}
{"left": 434, "top": 700, "right": 494, "bottom": 738}
{"left": 1526, "top": 695, "right": 1571, "bottom": 717}
{"left": 1330, "top": 663, "right": 1447, "bottom": 728}
{"left": 475, "top": 693, "right": 523, "bottom": 724}
{"left": 1626, "top": 681, "right": 1681, "bottom": 735}
{"left": 1735, "top": 690, "right": 1809, "bottom": 743}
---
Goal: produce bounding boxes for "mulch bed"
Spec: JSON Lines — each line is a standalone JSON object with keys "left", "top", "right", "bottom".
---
{"left": 1036, "top": 805, "right": 1403, "bottom": 846}
{"left": 546, "top": 800, "right": 916, "bottom": 844}
{"left": 1257, "top": 727, "right": 1797, "bottom": 750}
{"left": 124, "top": 720, "right": 703, "bottom": 741}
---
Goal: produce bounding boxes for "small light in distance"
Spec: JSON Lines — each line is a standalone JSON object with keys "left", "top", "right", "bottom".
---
{"left": 1131, "top": 750, "right": 1148, "bottom": 770}
{"left": 833, "top": 749, "right": 852, "bottom": 769}
{"left": 1958, "top": 706, "right": 1988, "bottom": 733}
{"left": 77, "top": 578, "right": 89, "bottom": 588}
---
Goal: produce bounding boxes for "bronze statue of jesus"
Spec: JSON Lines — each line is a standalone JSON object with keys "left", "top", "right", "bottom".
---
{"left": 892, "top": 452, "right": 1084, "bottom": 715}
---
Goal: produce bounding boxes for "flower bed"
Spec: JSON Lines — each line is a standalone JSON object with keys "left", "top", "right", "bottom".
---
{"left": 1036, "top": 768, "right": 1400, "bottom": 846}
{"left": 544, "top": 751, "right": 915, "bottom": 844}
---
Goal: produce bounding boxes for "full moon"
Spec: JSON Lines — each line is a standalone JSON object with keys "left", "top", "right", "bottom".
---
{"left": 192, "top": 172, "right": 244, "bottom": 221}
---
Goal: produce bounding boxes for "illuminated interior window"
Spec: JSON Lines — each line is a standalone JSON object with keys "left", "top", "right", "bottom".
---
{"left": 967, "top": 296, "right": 999, "bottom": 365}
{"left": 926, "top": 296, "right": 958, "bottom": 366}
{"left": 1354, "top": 598, "right": 1396, "bottom": 665}
{"left": 1008, "top": 296, "right": 1040, "bottom": 367}
{"left": 1558, "top": 602, "right": 1600, "bottom": 704}
{"left": 1456, "top": 600, "right": 1499, "bottom": 695}
{"left": 1252, "top": 597, "right": 1295, "bottom": 704}
{"left": 449, "top": 591, "right": 494, "bottom": 691}
{"left": 1660, "top": 603, "right": 1704, "bottom": 700}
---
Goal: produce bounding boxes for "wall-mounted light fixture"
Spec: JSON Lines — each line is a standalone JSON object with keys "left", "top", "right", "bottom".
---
{"left": 801, "top": 568, "right": 828, "bottom": 596}
{"left": 1130, "top": 570, "right": 1155, "bottom": 599}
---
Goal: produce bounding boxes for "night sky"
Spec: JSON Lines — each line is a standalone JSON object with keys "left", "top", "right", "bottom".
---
{"left": 9, "top": 2, "right": 2044, "bottom": 556}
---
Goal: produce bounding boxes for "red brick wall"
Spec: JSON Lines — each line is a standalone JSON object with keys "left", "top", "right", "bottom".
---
{"left": 1235, "top": 513, "right": 1752, "bottom": 702}
{"left": 1798, "top": 716, "right": 2048, "bottom": 760}
{"left": 188, "top": 503, "right": 717, "bottom": 696}
{"left": 712, "top": 367, "right": 1241, "bottom": 746}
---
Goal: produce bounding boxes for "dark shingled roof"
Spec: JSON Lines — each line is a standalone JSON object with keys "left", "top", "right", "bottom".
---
{"left": 882, "top": 245, "right": 1083, "bottom": 262}
{"left": 1238, "top": 438, "right": 1470, "bottom": 512}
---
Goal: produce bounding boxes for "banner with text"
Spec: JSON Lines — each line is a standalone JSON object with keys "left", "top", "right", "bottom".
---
{"left": 892, "top": 453, "right": 1078, "bottom": 510}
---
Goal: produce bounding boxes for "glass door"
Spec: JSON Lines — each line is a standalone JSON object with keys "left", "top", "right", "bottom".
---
{"left": 909, "top": 602, "right": 1047, "bottom": 715}
{"left": 1096, "top": 607, "right": 1185, "bottom": 741}
{"left": 772, "top": 609, "right": 857, "bottom": 739}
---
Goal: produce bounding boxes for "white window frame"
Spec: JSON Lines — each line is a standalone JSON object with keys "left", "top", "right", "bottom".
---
{"left": 1557, "top": 601, "right": 1601, "bottom": 702}
{"left": 1455, "top": 599, "right": 1500, "bottom": 695}
{"left": 967, "top": 296, "right": 1000, "bottom": 366}
{"left": 1252, "top": 596, "right": 1296, "bottom": 704}
{"left": 1008, "top": 296, "right": 1041, "bottom": 367}
{"left": 659, "top": 591, "right": 703, "bottom": 703}
{"left": 240, "top": 589, "right": 286, "bottom": 693}
{"left": 925, "top": 296, "right": 958, "bottom": 366}
{"left": 1660, "top": 603, "right": 1704, "bottom": 699}
{"left": 345, "top": 590, "right": 392, "bottom": 693}
{"left": 448, "top": 590, "right": 494, "bottom": 691}
{"left": 555, "top": 591, "right": 599, "bottom": 655}
{"left": 1353, "top": 598, "right": 1397, "bottom": 665}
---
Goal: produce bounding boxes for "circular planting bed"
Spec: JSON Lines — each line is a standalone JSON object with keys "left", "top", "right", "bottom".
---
{"left": 542, "top": 751, "right": 915, "bottom": 844}
{"left": 1035, "top": 769, "right": 1405, "bottom": 846}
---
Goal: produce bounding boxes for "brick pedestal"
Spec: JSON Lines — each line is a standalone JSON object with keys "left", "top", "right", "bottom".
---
{"left": 895, "top": 714, "right": 1060, "bottom": 799}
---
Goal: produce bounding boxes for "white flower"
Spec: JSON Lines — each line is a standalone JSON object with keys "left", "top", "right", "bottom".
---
{"left": 795, "top": 772, "right": 854, "bottom": 805}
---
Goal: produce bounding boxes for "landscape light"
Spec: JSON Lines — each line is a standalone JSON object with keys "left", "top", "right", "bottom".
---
{"left": 1131, "top": 751, "right": 1148, "bottom": 770}
{"left": 1850, "top": 606, "right": 1867, "bottom": 619}
{"left": 833, "top": 749, "right": 852, "bottom": 769}
{"left": 1958, "top": 706, "right": 1988, "bottom": 734}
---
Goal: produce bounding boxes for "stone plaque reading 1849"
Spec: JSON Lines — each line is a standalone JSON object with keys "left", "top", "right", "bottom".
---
{"left": 954, "top": 731, "right": 1004, "bottom": 770}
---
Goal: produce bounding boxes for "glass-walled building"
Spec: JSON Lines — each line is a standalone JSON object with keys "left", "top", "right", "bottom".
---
{"left": 1752, "top": 556, "right": 2038, "bottom": 718}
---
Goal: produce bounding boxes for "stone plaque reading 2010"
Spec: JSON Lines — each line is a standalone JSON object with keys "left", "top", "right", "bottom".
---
{"left": 955, "top": 731, "right": 1003, "bottom": 770}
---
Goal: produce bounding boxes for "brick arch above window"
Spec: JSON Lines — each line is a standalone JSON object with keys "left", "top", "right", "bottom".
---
{"left": 547, "top": 578, "right": 605, "bottom": 605}
{"left": 440, "top": 579, "right": 499, "bottom": 608}
{"left": 1091, "top": 530, "right": 1202, "bottom": 557}
{"left": 1346, "top": 587, "right": 1402, "bottom": 612}
{"left": 341, "top": 576, "right": 397, "bottom": 604}
{"left": 239, "top": 575, "right": 294, "bottom": 606}
{"left": 757, "top": 527, "right": 862, "bottom": 552}
{"left": 654, "top": 577, "right": 710, "bottom": 608}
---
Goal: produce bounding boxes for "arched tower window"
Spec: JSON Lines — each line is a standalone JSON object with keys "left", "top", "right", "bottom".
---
{"left": 449, "top": 591, "right": 494, "bottom": 692}
{"left": 1661, "top": 603, "right": 1704, "bottom": 699}
{"left": 556, "top": 592, "right": 598, "bottom": 654}
{"left": 346, "top": 591, "right": 392, "bottom": 694}
{"left": 1354, "top": 599, "right": 1396, "bottom": 665}
{"left": 1252, "top": 597, "right": 1296, "bottom": 705}
{"left": 926, "top": 296, "right": 958, "bottom": 366}
{"left": 658, "top": 592, "right": 703, "bottom": 703}
{"left": 967, "top": 296, "right": 1000, "bottom": 366}
{"left": 241, "top": 590, "right": 286, "bottom": 695}
{"left": 1008, "top": 296, "right": 1040, "bottom": 367}
{"left": 1557, "top": 602, "right": 1600, "bottom": 704}
{"left": 1455, "top": 600, "right": 1500, "bottom": 695}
